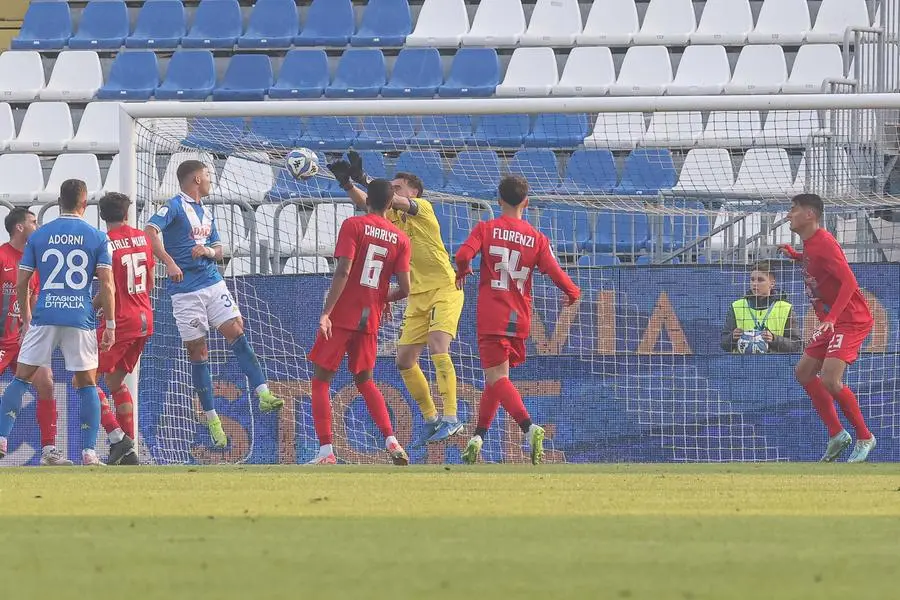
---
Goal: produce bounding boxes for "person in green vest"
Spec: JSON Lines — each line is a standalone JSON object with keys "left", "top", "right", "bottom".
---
{"left": 721, "top": 261, "right": 801, "bottom": 353}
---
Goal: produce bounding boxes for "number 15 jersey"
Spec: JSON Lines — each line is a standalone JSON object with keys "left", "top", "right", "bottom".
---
{"left": 104, "top": 224, "right": 155, "bottom": 340}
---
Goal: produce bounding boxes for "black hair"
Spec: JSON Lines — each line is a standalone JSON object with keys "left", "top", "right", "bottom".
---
{"left": 791, "top": 193, "right": 824, "bottom": 220}
{"left": 176, "top": 160, "right": 207, "bottom": 186}
{"left": 98, "top": 192, "right": 132, "bottom": 224}
{"left": 498, "top": 175, "right": 529, "bottom": 206}
{"left": 4, "top": 207, "right": 34, "bottom": 236}
{"left": 367, "top": 179, "right": 393, "bottom": 211}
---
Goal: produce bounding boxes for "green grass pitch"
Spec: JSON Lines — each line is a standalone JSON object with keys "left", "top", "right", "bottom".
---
{"left": 1, "top": 464, "right": 898, "bottom": 600}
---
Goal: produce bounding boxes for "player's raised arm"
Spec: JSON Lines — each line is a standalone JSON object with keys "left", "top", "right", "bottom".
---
{"left": 536, "top": 236, "right": 580, "bottom": 305}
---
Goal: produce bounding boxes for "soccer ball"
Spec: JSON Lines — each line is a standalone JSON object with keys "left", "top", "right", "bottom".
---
{"left": 285, "top": 148, "right": 319, "bottom": 179}
{"left": 737, "top": 330, "right": 768, "bottom": 354}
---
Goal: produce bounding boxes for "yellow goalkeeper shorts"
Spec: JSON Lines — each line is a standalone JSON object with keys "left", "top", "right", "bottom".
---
{"left": 398, "top": 284, "right": 465, "bottom": 346}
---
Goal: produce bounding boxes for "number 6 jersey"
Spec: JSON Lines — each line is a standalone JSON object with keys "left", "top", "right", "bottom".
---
{"left": 104, "top": 224, "right": 155, "bottom": 340}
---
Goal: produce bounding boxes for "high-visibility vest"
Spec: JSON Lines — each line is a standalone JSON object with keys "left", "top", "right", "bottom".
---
{"left": 732, "top": 298, "right": 792, "bottom": 337}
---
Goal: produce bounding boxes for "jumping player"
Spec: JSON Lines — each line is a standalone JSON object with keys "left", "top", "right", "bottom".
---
{"left": 780, "top": 193, "right": 876, "bottom": 462}
{"left": 307, "top": 179, "right": 412, "bottom": 465}
{"left": 455, "top": 176, "right": 580, "bottom": 465}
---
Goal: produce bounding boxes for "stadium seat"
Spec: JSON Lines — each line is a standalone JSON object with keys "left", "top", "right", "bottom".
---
{"left": 343, "top": 151, "right": 388, "bottom": 180}
{"left": 267, "top": 162, "right": 341, "bottom": 202}
{"left": 282, "top": 257, "right": 330, "bottom": 275}
{"left": 558, "top": 149, "right": 617, "bottom": 195}
{"left": 157, "top": 152, "right": 216, "bottom": 201}
{"left": 414, "top": 116, "right": 474, "bottom": 149}
{"left": 431, "top": 202, "right": 471, "bottom": 254}
{"left": 520, "top": 0, "right": 582, "bottom": 46}
{"left": 210, "top": 153, "right": 274, "bottom": 205}
{"left": 691, "top": 0, "right": 753, "bottom": 45}
{"left": 102, "top": 153, "right": 158, "bottom": 200}
{"left": 299, "top": 203, "right": 355, "bottom": 254}
{"left": 269, "top": 49, "right": 328, "bottom": 99}
{"left": 40, "top": 51, "right": 103, "bottom": 101}
{"left": 613, "top": 149, "right": 676, "bottom": 195}
{"left": 472, "top": 114, "right": 530, "bottom": 148}
{"left": 641, "top": 112, "right": 703, "bottom": 148}
{"left": 730, "top": 148, "right": 799, "bottom": 197}
{"left": 495, "top": 48, "right": 558, "bottom": 97}
{"left": 182, "top": 0, "right": 242, "bottom": 49}
{"left": 781, "top": 44, "right": 844, "bottom": 94}
{"left": 632, "top": 0, "right": 695, "bottom": 46}
{"left": 577, "top": 0, "right": 638, "bottom": 46}
{"left": 755, "top": 110, "right": 821, "bottom": 146}
{"left": 0, "top": 206, "right": 9, "bottom": 244}
{"left": 68, "top": 0, "right": 129, "bottom": 50}
{"left": 0, "top": 51, "right": 45, "bottom": 102}
{"left": 244, "top": 117, "right": 303, "bottom": 148}
{"left": 594, "top": 213, "right": 650, "bottom": 252}
{"left": 295, "top": 0, "right": 354, "bottom": 46}
{"left": 299, "top": 117, "right": 357, "bottom": 150}
{"left": 68, "top": 102, "right": 120, "bottom": 153}
{"left": 184, "top": 117, "right": 246, "bottom": 154}
{"left": 462, "top": 0, "right": 526, "bottom": 47}
{"left": 325, "top": 49, "right": 386, "bottom": 98}
{"left": 395, "top": 151, "right": 445, "bottom": 192}
{"left": 552, "top": 46, "right": 615, "bottom": 96}
{"left": 255, "top": 203, "right": 301, "bottom": 256}
{"left": 583, "top": 112, "right": 645, "bottom": 151}
{"left": 553, "top": 207, "right": 592, "bottom": 253}
{"left": 747, "top": 0, "right": 810, "bottom": 45}
{"left": 0, "top": 154, "right": 44, "bottom": 204}
{"left": 37, "top": 153, "right": 102, "bottom": 203}
{"left": 508, "top": 150, "right": 560, "bottom": 195}
{"left": 670, "top": 149, "right": 734, "bottom": 196}
{"left": 0, "top": 104, "right": 13, "bottom": 152}
{"left": 8, "top": 102, "right": 72, "bottom": 153}
{"left": 101, "top": 154, "right": 121, "bottom": 194}
{"left": 807, "top": 0, "right": 871, "bottom": 43}
{"left": 352, "top": 0, "right": 412, "bottom": 46}
{"left": 438, "top": 48, "right": 499, "bottom": 97}
{"left": 156, "top": 51, "right": 216, "bottom": 101}
{"left": 144, "top": 118, "right": 190, "bottom": 153}
{"left": 11, "top": 2, "right": 71, "bottom": 50}
{"left": 382, "top": 48, "right": 443, "bottom": 97}
{"left": 667, "top": 45, "right": 731, "bottom": 96}
{"left": 696, "top": 111, "right": 761, "bottom": 148}
{"left": 609, "top": 46, "right": 672, "bottom": 97}
{"left": 224, "top": 257, "right": 255, "bottom": 276}
{"left": 126, "top": 0, "right": 185, "bottom": 49}
{"left": 97, "top": 51, "right": 159, "bottom": 101}
{"left": 723, "top": 45, "right": 787, "bottom": 95}
{"left": 525, "top": 113, "right": 590, "bottom": 148}
{"left": 238, "top": 0, "right": 299, "bottom": 49}
{"left": 355, "top": 116, "right": 417, "bottom": 150}
{"left": 444, "top": 151, "right": 501, "bottom": 198}
{"left": 577, "top": 254, "right": 620, "bottom": 267}
{"left": 794, "top": 147, "right": 852, "bottom": 196}
{"left": 212, "top": 205, "right": 252, "bottom": 257}
{"left": 213, "top": 54, "right": 273, "bottom": 101}
{"left": 405, "top": 0, "right": 469, "bottom": 47}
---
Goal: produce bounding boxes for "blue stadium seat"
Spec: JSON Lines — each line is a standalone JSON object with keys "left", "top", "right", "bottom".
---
{"left": 558, "top": 150, "right": 617, "bottom": 195}
{"left": 325, "top": 49, "right": 386, "bottom": 98}
{"left": 184, "top": 118, "right": 246, "bottom": 153}
{"left": 12, "top": 3, "right": 72, "bottom": 50}
{"left": 97, "top": 51, "right": 159, "bottom": 100}
{"left": 299, "top": 117, "right": 357, "bottom": 150}
{"left": 244, "top": 117, "right": 303, "bottom": 148}
{"left": 577, "top": 254, "right": 621, "bottom": 266}
{"left": 295, "top": 0, "right": 354, "bottom": 46}
{"left": 351, "top": 0, "right": 412, "bottom": 46}
{"left": 529, "top": 208, "right": 554, "bottom": 239}
{"left": 395, "top": 151, "right": 445, "bottom": 192}
{"left": 473, "top": 114, "right": 530, "bottom": 148}
{"left": 432, "top": 202, "right": 471, "bottom": 255}
{"left": 525, "top": 113, "right": 591, "bottom": 148}
{"left": 355, "top": 117, "right": 417, "bottom": 150}
{"left": 126, "top": 0, "right": 185, "bottom": 49}
{"left": 444, "top": 151, "right": 501, "bottom": 199}
{"left": 613, "top": 149, "right": 677, "bottom": 195}
{"left": 213, "top": 54, "right": 273, "bottom": 101}
{"left": 69, "top": 1, "right": 129, "bottom": 49}
{"left": 344, "top": 151, "right": 388, "bottom": 179}
{"left": 268, "top": 153, "right": 341, "bottom": 200}
{"left": 553, "top": 208, "right": 592, "bottom": 254}
{"left": 182, "top": 0, "right": 242, "bottom": 49}
{"left": 238, "top": 0, "right": 299, "bottom": 49}
{"left": 438, "top": 49, "right": 500, "bottom": 98}
{"left": 594, "top": 213, "right": 650, "bottom": 252}
{"left": 381, "top": 48, "right": 442, "bottom": 98}
{"left": 269, "top": 49, "right": 328, "bottom": 99}
{"left": 414, "top": 116, "right": 474, "bottom": 149}
{"left": 156, "top": 50, "right": 216, "bottom": 100}
{"left": 508, "top": 150, "right": 560, "bottom": 195}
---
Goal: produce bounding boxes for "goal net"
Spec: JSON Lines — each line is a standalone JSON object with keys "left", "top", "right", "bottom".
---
{"left": 125, "top": 94, "right": 900, "bottom": 464}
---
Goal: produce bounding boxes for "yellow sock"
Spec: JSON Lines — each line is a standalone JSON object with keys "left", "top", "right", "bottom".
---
{"left": 431, "top": 353, "right": 457, "bottom": 419}
{"left": 400, "top": 364, "right": 437, "bottom": 421}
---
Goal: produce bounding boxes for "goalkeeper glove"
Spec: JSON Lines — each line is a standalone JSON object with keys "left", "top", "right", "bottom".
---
{"left": 327, "top": 160, "right": 354, "bottom": 191}
{"left": 347, "top": 151, "right": 372, "bottom": 187}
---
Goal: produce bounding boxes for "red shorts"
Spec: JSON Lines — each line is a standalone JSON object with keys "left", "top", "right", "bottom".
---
{"left": 98, "top": 336, "right": 148, "bottom": 375}
{"left": 478, "top": 335, "right": 526, "bottom": 369}
{"left": 308, "top": 327, "right": 377, "bottom": 374}
{"left": 0, "top": 345, "right": 18, "bottom": 374}
{"left": 804, "top": 321, "right": 873, "bottom": 365}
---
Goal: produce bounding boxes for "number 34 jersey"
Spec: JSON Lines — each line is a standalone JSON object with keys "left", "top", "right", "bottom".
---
{"left": 103, "top": 225, "right": 155, "bottom": 340}
{"left": 330, "top": 214, "right": 411, "bottom": 334}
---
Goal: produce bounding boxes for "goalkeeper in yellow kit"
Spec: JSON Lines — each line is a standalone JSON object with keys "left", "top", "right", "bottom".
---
{"left": 328, "top": 152, "right": 465, "bottom": 446}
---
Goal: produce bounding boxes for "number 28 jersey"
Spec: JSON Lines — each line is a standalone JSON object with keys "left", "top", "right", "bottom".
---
{"left": 330, "top": 214, "right": 411, "bottom": 334}
{"left": 103, "top": 225, "right": 155, "bottom": 340}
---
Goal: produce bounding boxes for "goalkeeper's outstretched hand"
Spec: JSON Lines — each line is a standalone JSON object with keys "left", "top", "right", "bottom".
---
{"left": 347, "top": 151, "right": 370, "bottom": 186}
{"left": 327, "top": 160, "right": 353, "bottom": 190}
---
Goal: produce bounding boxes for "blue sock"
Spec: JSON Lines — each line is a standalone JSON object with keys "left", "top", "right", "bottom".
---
{"left": 192, "top": 360, "right": 215, "bottom": 411}
{"left": 77, "top": 385, "right": 101, "bottom": 451}
{"left": 0, "top": 377, "right": 29, "bottom": 437}
{"left": 230, "top": 334, "right": 266, "bottom": 392}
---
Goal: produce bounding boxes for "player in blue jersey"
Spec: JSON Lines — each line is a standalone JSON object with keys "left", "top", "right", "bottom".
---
{"left": 0, "top": 179, "right": 125, "bottom": 466}
{"left": 144, "top": 160, "right": 284, "bottom": 449}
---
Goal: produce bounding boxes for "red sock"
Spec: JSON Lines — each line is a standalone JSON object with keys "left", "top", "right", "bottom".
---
{"left": 356, "top": 379, "right": 394, "bottom": 439}
{"left": 834, "top": 386, "right": 872, "bottom": 440}
{"left": 112, "top": 386, "right": 135, "bottom": 439}
{"left": 804, "top": 377, "right": 844, "bottom": 437}
{"left": 35, "top": 398, "right": 57, "bottom": 448}
{"left": 493, "top": 377, "right": 531, "bottom": 431}
{"left": 311, "top": 379, "right": 333, "bottom": 446}
{"left": 98, "top": 388, "right": 120, "bottom": 435}
{"left": 475, "top": 381, "right": 501, "bottom": 436}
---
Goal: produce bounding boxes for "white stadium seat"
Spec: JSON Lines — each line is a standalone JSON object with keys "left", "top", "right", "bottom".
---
{"left": 224, "top": 257, "right": 255, "bottom": 276}
{"left": 631, "top": 0, "right": 696, "bottom": 46}
{"left": 495, "top": 47, "right": 558, "bottom": 97}
{"left": 37, "top": 204, "right": 59, "bottom": 225}
{"left": 37, "top": 154, "right": 103, "bottom": 203}
{"left": 806, "top": 0, "right": 871, "bottom": 43}
{"left": 0, "top": 206, "right": 9, "bottom": 244}
{"left": 7, "top": 102, "right": 73, "bottom": 153}
{"left": 0, "top": 154, "right": 44, "bottom": 204}
{"left": 696, "top": 111, "right": 761, "bottom": 148}
{"left": 723, "top": 45, "right": 787, "bottom": 95}
{"left": 691, "top": 0, "right": 753, "bottom": 45}
{"left": 210, "top": 153, "right": 274, "bottom": 204}
{"left": 406, "top": 0, "right": 469, "bottom": 47}
{"left": 0, "top": 103, "right": 14, "bottom": 151}
{"left": 795, "top": 146, "right": 852, "bottom": 196}
{"left": 671, "top": 149, "right": 735, "bottom": 195}
{"left": 520, "top": 0, "right": 582, "bottom": 46}
{"left": 0, "top": 51, "right": 45, "bottom": 102}
{"left": 747, "top": 0, "right": 810, "bottom": 45}
{"left": 156, "top": 152, "right": 217, "bottom": 201}
{"left": 299, "top": 203, "right": 354, "bottom": 255}
{"left": 462, "top": 0, "right": 525, "bottom": 47}
{"left": 640, "top": 111, "right": 703, "bottom": 148}
{"left": 103, "top": 153, "right": 158, "bottom": 203}
{"left": 212, "top": 204, "right": 251, "bottom": 257}
{"left": 583, "top": 112, "right": 645, "bottom": 150}
{"left": 577, "top": 0, "right": 638, "bottom": 46}
{"left": 282, "top": 256, "right": 330, "bottom": 275}
{"left": 140, "top": 118, "right": 189, "bottom": 152}
{"left": 83, "top": 205, "right": 105, "bottom": 231}
{"left": 68, "top": 102, "right": 121, "bottom": 153}
{"left": 552, "top": 46, "right": 615, "bottom": 96}
{"left": 710, "top": 208, "right": 762, "bottom": 250}
{"left": 781, "top": 44, "right": 845, "bottom": 94}
{"left": 40, "top": 51, "right": 103, "bottom": 101}
{"left": 609, "top": 46, "right": 672, "bottom": 97}
{"left": 256, "top": 203, "right": 303, "bottom": 256}
{"left": 101, "top": 154, "right": 121, "bottom": 194}
{"left": 731, "top": 148, "right": 800, "bottom": 197}
{"left": 667, "top": 45, "right": 731, "bottom": 96}
{"left": 755, "top": 110, "right": 822, "bottom": 147}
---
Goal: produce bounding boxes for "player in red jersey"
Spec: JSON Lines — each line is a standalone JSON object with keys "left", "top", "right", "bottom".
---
{"left": 0, "top": 208, "right": 73, "bottom": 466}
{"left": 455, "top": 176, "right": 581, "bottom": 465}
{"left": 780, "top": 193, "right": 876, "bottom": 463}
{"left": 307, "top": 179, "right": 412, "bottom": 465}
